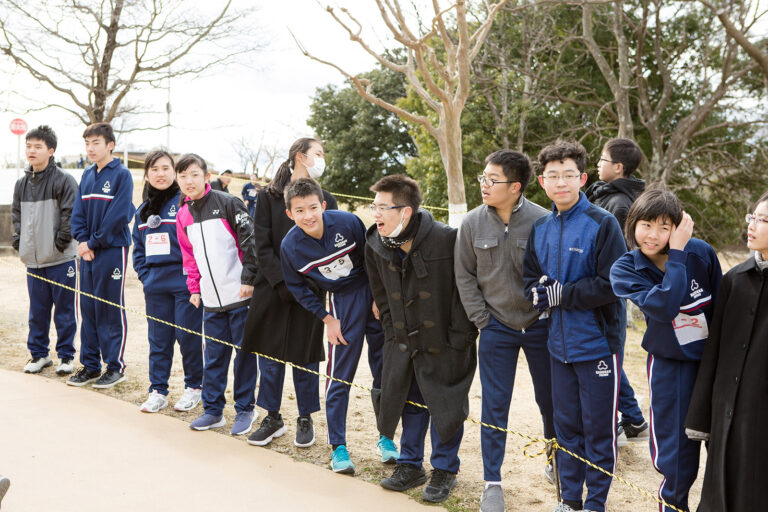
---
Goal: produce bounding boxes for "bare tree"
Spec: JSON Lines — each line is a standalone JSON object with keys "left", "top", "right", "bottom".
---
{"left": 232, "top": 135, "right": 264, "bottom": 174}
{"left": 696, "top": 0, "right": 768, "bottom": 90}
{"left": 0, "top": 0, "right": 259, "bottom": 129}
{"left": 294, "top": 0, "right": 511, "bottom": 226}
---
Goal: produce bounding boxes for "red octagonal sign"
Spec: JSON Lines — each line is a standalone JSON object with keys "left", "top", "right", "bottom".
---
{"left": 10, "top": 118, "right": 28, "bottom": 135}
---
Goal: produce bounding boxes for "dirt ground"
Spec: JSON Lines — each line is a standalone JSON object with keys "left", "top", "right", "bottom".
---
{"left": 0, "top": 175, "right": 747, "bottom": 511}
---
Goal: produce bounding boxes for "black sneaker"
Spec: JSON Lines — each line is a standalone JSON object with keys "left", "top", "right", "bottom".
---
{"left": 66, "top": 367, "right": 101, "bottom": 387}
{"left": 247, "top": 414, "right": 287, "bottom": 446}
{"left": 294, "top": 415, "right": 315, "bottom": 447}
{"left": 422, "top": 468, "right": 457, "bottom": 503}
{"left": 92, "top": 370, "right": 126, "bottom": 389}
{"left": 380, "top": 463, "right": 427, "bottom": 492}
{"left": 621, "top": 420, "right": 650, "bottom": 440}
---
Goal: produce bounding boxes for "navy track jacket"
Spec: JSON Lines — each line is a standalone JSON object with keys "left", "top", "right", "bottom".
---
{"left": 610, "top": 238, "right": 722, "bottom": 361}
{"left": 71, "top": 158, "right": 135, "bottom": 250}
{"left": 280, "top": 209, "right": 368, "bottom": 320}
{"left": 523, "top": 192, "right": 626, "bottom": 363}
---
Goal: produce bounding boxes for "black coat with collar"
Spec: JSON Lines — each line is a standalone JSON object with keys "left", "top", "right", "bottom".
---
{"left": 365, "top": 209, "right": 477, "bottom": 442}
{"left": 241, "top": 187, "right": 338, "bottom": 364}
{"left": 685, "top": 256, "right": 768, "bottom": 511}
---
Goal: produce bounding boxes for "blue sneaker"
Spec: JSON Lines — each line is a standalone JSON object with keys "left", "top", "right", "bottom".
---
{"left": 330, "top": 445, "right": 355, "bottom": 475}
{"left": 231, "top": 410, "right": 257, "bottom": 436}
{"left": 377, "top": 435, "right": 399, "bottom": 464}
{"left": 189, "top": 412, "right": 225, "bottom": 431}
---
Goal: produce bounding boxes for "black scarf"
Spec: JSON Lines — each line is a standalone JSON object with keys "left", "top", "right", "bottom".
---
{"left": 140, "top": 181, "right": 180, "bottom": 223}
{"left": 380, "top": 210, "right": 421, "bottom": 249}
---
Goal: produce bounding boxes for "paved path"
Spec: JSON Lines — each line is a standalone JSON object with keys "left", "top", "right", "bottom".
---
{"left": 0, "top": 369, "right": 431, "bottom": 511}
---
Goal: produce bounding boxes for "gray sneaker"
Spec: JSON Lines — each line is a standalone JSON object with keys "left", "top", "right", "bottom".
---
{"left": 480, "top": 485, "right": 505, "bottom": 512}
{"left": 551, "top": 503, "right": 578, "bottom": 512}
{"left": 24, "top": 356, "right": 52, "bottom": 373}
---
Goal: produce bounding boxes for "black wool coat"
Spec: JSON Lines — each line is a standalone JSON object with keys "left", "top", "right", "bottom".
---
{"left": 685, "top": 256, "right": 768, "bottom": 511}
{"left": 365, "top": 210, "right": 477, "bottom": 442}
{"left": 241, "top": 187, "right": 338, "bottom": 364}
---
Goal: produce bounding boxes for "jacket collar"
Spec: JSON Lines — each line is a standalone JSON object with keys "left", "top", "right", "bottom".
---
{"left": 25, "top": 156, "right": 56, "bottom": 179}
{"left": 366, "top": 208, "right": 434, "bottom": 260}
{"left": 183, "top": 183, "right": 212, "bottom": 206}
{"left": 551, "top": 191, "right": 589, "bottom": 220}
{"left": 735, "top": 254, "right": 761, "bottom": 274}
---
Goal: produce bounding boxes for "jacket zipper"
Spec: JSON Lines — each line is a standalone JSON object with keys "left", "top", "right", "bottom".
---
{"left": 558, "top": 212, "right": 568, "bottom": 363}
{"left": 194, "top": 200, "right": 223, "bottom": 308}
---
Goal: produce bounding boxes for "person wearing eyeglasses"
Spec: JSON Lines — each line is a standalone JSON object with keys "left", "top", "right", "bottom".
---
{"left": 684, "top": 191, "right": 768, "bottom": 512}
{"left": 454, "top": 150, "right": 555, "bottom": 512}
{"left": 610, "top": 188, "right": 722, "bottom": 512}
{"left": 365, "top": 174, "right": 477, "bottom": 504}
{"left": 522, "top": 140, "right": 627, "bottom": 512}
{"left": 587, "top": 138, "right": 650, "bottom": 445}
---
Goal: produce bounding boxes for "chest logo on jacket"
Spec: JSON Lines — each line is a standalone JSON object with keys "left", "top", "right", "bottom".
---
{"left": 319, "top": 256, "right": 353, "bottom": 280}
{"left": 111, "top": 267, "right": 122, "bottom": 280}
{"left": 102, "top": 180, "right": 111, "bottom": 194}
{"left": 334, "top": 233, "right": 347, "bottom": 248}
{"left": 235, "top": 212, "right": 249, "bottom": 227}
{"left": 212, "top": 209, "right": 219, "bottom": 215}
{"left": 67, "top": 266, "right": 75, "bottom": 278}
{"left": 690, "top": 279, "right": 703, "bottom": 300}
{"left": 168, "top": 204, "right": 177, "bottom": 217}
{"left": 595, "top": 359, "right": 612, "bottom": 377}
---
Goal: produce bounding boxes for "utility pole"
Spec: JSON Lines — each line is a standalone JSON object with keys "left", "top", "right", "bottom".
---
{"left": 166, "top": 65, "right": 171, "bottom": 151}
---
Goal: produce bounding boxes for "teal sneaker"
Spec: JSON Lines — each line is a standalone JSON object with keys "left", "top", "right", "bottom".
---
{"left": 377, "top": 435, "right": 399, "bottom": 464}
{"left": 330, "top": 445, "right": 355, "bottom": 475}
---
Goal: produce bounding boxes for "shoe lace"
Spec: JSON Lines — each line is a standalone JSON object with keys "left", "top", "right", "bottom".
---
{"left": 430, "top": 469, "right": 451, "bottom": 487}
{"left": 379, "top": 436, "right": 396, "bottom": 451}
{"left": 297, "top": 417, "right": 311, "bottom": 432}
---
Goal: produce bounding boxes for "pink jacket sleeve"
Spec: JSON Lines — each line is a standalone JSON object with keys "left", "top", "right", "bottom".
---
{"left": 176, "top": 205, "right": 201, "bottom": 295}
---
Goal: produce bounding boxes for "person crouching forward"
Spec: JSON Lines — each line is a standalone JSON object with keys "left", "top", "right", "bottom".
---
{"left": 364, "top": 174, "right": 477, "bottom": 503}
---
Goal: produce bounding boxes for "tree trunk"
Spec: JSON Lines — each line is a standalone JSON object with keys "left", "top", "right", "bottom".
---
{"left": 437, "top": 108, "right": 467, "bottom": 227}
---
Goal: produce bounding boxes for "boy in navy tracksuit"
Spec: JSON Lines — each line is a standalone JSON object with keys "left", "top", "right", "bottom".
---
{"left": 610, "top": 189, "right": 721, "bottom": 512}
{"left": 176, "top": 154, "right": 260, "bottom": 436}
{"left": 132, "top": 150, "right": 203, "bottom": 414}
{"left": 242, "top": 176, "right": 260, "bottom": 217}
{"left": 13, "top": 125, "right": 78, "bottom": 376}
{"left": 68, "top": 122, "right": 135, "bottom": 389}
{"left": 523, "top": 141, "right": 626, "bottom": 512}
{"left": 279, "top": 178, "right": 396, "bottom": 474}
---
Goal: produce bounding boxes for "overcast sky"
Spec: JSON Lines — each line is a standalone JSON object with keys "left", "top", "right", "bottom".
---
{"left": 0, "top": 0, "right": 393, "bottom": 173}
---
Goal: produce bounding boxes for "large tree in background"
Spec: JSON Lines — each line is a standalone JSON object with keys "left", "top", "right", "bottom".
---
{"left": 297, "top": 0, "right": 511, "bottom": 226}
{"left": 308, "top": 62, "right": 416, "bottom": 204}
{"left": 0, "top": 0, "right": 259, "bottom": 128}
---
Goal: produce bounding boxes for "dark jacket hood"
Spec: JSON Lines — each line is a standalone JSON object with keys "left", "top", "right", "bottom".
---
{"left": 587, "top": 176, "right": 646, "bottom": 202}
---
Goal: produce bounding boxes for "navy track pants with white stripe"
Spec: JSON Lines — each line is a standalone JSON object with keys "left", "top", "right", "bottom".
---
{"left": 325, "top": 284, "right": 384, "bottom": 446}
{"left": 79, "top": 246, "right": 128, "bottom": 373}
{"left": 26, "top": 260, "right": 77, "bottom": 360}
{"left": 551, "top": 354, "right": 619, "bottom": 512}
{"left": 647, "top": 354, "right": 701, "bottom": 512}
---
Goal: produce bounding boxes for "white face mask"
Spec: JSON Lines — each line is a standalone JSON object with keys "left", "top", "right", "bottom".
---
{"left": 306, "top": 156, "right": 326, "bottom": 179}
{"left": 385, "top": 209, "right": 407, "bottom": 238}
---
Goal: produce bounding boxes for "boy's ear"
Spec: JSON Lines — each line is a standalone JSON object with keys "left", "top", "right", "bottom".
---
{"left": 537, "top": 175, "right": 546, "bottom": 188}
{"left": 579, "top": 173, "right": 588, "bottom": 187}
{"left": 107, "top": 140, "right": 115, "bottom": 152}
{"left": 285, "top": 208, "right": 294, "bottom": 221}
{"left": 322, "top": 200, "right": 327, "bottom": 212}
{"left": 617, "top": 162, "right": 626, "bottom": 176}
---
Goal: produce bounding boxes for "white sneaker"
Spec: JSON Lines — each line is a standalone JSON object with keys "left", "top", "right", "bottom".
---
{"left": 174, "top": 388, "right": 202, "bottom": 412}
{"left": 56, "top": 358, "right": 75, "bottom": 375}
{"left": 617, "top": 426, "right": 628, "bottom": 448}
{"left": 24, "top": 356, "right": 52, "bottom": 373}
{"left": 140, "top": 391, "right": 168, "bottom": 413}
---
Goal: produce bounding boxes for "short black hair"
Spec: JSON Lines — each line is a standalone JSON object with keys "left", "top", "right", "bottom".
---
{"left": 370, "top": 174, "right": 422, "bottom": 211}
{"left": 26, "top": 125, "right": 57, "bottom": 151}
{"left": 284, "top": 177, "right": 324, "bottom": 210}
{"left": 624, "top": 188, "right": 683, "bottom": 251}
{"left": 175, "top": 153, "right": 208, "bottom": 174}
{"left": 485, "top": 150, "right": 532, "bottom": 192}
{"left": 537, "top": 140, "right": 587, "bottom": 174}
{"left": 221, "top": 169, "right": 233, "bottom": 176}
{"left": 604, "top": 138, "right": 644, "bottom": 177}
{"left": 82, "top": 122, "right": 115, "bottom": 144}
